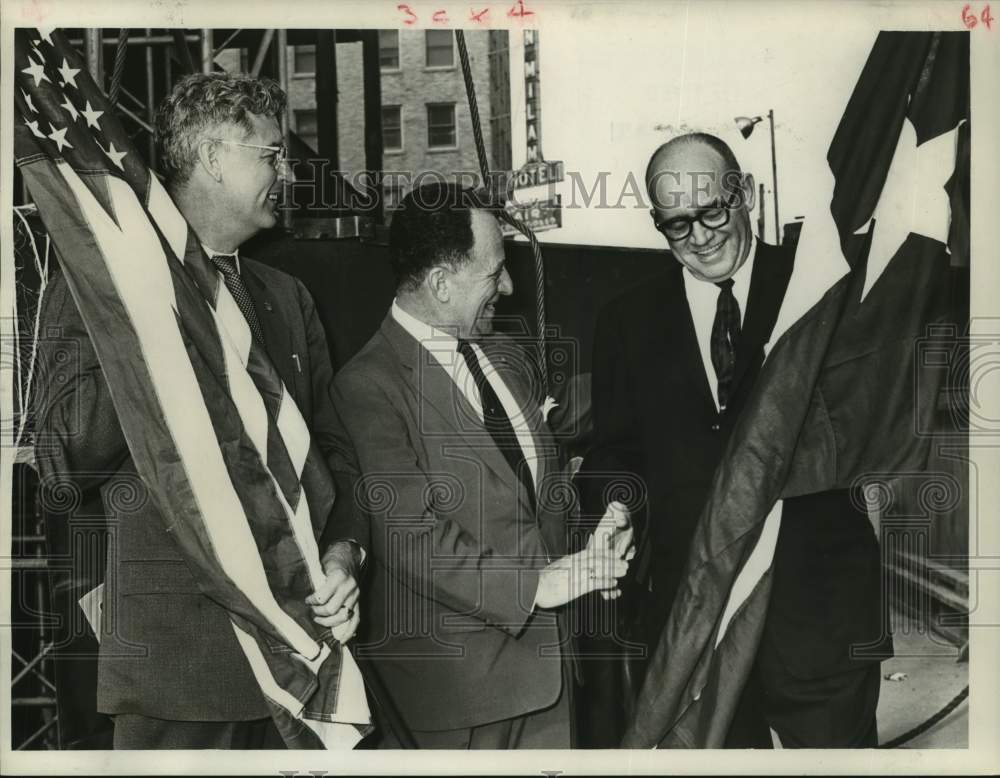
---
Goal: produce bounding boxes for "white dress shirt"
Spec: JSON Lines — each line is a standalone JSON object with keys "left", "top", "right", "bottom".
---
{"left": 391, "top": 300, "right": 538, "bottom": 490}
{"left": 682, "top": 235, "right": 757, "bottom": 411}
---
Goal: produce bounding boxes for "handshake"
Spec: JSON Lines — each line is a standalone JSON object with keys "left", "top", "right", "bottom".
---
{"left": 535, "top": 501, "right": 636, "bottom": 609}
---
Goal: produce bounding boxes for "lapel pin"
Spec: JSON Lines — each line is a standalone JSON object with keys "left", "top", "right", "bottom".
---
{"left": 292, "top": 353, "right": 302, "bottom": 373}
{"left": 263, "top": 301, "right": 273, "bottom": 312}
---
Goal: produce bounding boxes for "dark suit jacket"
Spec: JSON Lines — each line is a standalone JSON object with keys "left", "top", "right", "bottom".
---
{"left": 332, "top": 313, "right": 568, "bottom": 732}
{"left": 588, "top": 240, "right": 886, "bottom": 681}
{"left": 34, "top": 234, "right": 362, "bottom": 721}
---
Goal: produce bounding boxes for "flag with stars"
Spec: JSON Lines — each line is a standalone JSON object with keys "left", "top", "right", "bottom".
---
{"left": 623, "top": 31, "right": 968, "bottom": 748}
{"left": 16, "top": 27, "right": 371, "bottom": 748}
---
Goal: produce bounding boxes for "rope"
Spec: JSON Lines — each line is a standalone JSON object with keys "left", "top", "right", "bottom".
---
{"left": 455, "top": 30, "right": 550, "bottom": 397}
{"left": 108, "top": 29, "right": 129, "bottom": 106}
{"left": 879, "top": 684, "right": 968, "bottom": 748}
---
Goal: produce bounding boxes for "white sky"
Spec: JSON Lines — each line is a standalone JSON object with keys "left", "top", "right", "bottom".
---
{"left": 509, "top": 1, "right": 895, "bottom": 248}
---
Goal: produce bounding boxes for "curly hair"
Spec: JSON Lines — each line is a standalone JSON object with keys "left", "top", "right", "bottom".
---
{"left": 155, "top": 72, "right": 286, "bottom": 190}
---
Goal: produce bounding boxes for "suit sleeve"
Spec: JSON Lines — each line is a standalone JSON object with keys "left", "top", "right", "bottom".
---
{"left": 33, "top": 273, "right": 129, "bottom": 491}
{"left": 332, "top": 366, "right": 543, "bottom": 636}
{"left": 293, "top": 279, "right": 369, "bottom": 556}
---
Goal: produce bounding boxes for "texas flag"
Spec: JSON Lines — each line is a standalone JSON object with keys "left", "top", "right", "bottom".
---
{"left": 622, "top": 31, "right": 968, "bottom": 748}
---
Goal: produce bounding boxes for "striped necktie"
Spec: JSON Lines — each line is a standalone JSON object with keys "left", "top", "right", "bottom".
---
{"left": 211, "top": 254, "right": 264, "bottom": 343}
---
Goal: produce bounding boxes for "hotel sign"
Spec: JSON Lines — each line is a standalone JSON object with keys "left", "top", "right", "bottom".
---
{"left": 511, "top": 160, "right": 564, "bottom": 191}
{"left": 511, "top": 30, "right": 562, "bottom": 231}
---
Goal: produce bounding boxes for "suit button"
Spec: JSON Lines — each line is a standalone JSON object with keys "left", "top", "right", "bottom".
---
{"left": 711, "top": 423, "right": 720, "bottom": 431}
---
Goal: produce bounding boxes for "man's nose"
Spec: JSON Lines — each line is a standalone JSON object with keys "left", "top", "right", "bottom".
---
{"left": 688, "top": 220, "right": 712, "bottom": 246}
{"left": 499, "top": 267, "right": 513, "bottom": 296}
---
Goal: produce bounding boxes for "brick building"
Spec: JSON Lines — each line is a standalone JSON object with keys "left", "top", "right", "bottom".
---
{"left": 284, "top": 29, "right": 512, "bottom": 211}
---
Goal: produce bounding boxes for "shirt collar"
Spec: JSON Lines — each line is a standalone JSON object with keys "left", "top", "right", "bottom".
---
{"left": 202, "top": 243, "right": 241, "bottom": 275}
{"left": 391, "top": 299, "right": 461, "bottom": 355}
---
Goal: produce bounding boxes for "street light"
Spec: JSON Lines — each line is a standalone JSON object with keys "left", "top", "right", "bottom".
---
{"left": 734, "top": 110, "right": 780, "bottom": 244}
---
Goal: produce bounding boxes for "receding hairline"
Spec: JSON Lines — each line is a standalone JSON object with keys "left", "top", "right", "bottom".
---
{"left": 645, "top": 133, "right": 743, "bottom": 189}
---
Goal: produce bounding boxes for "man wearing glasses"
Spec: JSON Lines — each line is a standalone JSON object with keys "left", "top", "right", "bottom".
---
{"left": 585, "top": 133, "right": 886, "bottom": 747}
{"left": 34, "top": 73, "right": 365, "bottom": 748}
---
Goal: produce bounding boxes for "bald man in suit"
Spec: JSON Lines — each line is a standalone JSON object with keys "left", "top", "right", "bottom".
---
{"left": 589, "top": 134, "right": 889, "bottom": 747}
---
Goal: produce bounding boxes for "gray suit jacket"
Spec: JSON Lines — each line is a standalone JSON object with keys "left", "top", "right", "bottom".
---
{"left": 333, "top": 313, "right": 569, "bottom": 732}
{"left": 34, "top": 234, "right": 361, "bottom": 721}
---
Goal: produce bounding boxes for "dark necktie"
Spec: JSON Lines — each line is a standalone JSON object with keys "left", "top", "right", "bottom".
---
{"left": 457, "top": 339, "right": 536, "bottom": 510}
{"left": 710, "top": 279, "right": 741, "bottom": 411}
{"left": 211, "top": 254, "right": 264, "bottom": 343}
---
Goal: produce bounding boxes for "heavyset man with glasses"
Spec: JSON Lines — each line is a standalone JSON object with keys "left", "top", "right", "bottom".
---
{"left": 588, "top": 133, "right": 888, "bottom": 747}
{"left": 34, "top": 73, "right": 365, "bottom": 748}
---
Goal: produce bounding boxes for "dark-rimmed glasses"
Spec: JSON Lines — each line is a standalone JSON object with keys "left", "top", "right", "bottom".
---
{"left": 653, "top": 192, "right": 743, "bottom": 241}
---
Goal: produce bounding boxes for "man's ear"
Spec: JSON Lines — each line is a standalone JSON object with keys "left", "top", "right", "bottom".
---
{"left": 426, "top": 266, "right": 450, "bottom": 303}
{"left": 196, "top": 139, "right": 223, "bottom": 183}
{"left": 741, "top": 173, "right": 756, "bottom": 212}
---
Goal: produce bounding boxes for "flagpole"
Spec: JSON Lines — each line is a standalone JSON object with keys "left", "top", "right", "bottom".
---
{"left": 84, "top": 29, "right": 103, "bottom": 87}
{"left": 768, "top": 109, "right": 780, "bottom": 244}
{"left": 200, "top": 29, "right": 213, "bottom": 74}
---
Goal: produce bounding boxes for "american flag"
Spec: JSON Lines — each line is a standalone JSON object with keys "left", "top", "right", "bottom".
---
{"left": 623, "top": 31, "right": 968, "bottom": 747}
{"left": 15, "top": 27, "right": 371, "bottom": 748}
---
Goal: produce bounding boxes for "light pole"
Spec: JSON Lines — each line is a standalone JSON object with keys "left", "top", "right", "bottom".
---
{"left": 735, "top": 111, "right": 780, "bottom": 244}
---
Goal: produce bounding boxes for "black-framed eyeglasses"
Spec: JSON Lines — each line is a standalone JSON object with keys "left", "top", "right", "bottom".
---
{"left": 209, "top": 138, "right": 289, "bottom": 171}
{"left": 653, "top": 192, "right": 743, "bottom": 242}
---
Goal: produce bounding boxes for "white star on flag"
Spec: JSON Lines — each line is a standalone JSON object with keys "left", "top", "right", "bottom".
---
{"left": 100, "top": 140, "right": 128, "bottom": 170}
{"left": 37, "top": 28, "right": 55, "bottom": 45}
{"left": 24, "top": 117, "right": 46, "bottom": 138}
{"left": 21, "top": 56, "right": 52, "bottom": 87}
{"left": 57, "top": 58, "right": 81, "bottom": 89}
{"left": 854, "top": 116, "right": 960, "bottom": 300}
{"left": 47, "top": 122, "right": 73, "bottom": 153}
{"left": 20, "top": 89, "right": 38, "bottom": 114}
{"left": 80, "top": 101, "right": 104, "bottom": 130}
{"left": 60, "top": 95, "right": 80, "bottom": 121}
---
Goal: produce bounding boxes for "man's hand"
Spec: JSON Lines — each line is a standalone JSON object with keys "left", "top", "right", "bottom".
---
{"left": 307, "top": 541, "right": 362, "bottom": 640}
{"left": 534, "top": 546, "right": 630, "bottom": 609}
{"left": 588, "top": 501, "right": 635, "bottom": 599}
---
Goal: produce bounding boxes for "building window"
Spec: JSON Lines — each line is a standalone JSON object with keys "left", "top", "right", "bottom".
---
{"left": 427, "top": 103, "right": 457, "bottom": 149}
{"left": 379, "top": 30, "right": 400, "bottom": 70}
{"left": 293, "top": 45, "right": 316, "bottom": 76}
{"left": 382, "top": 105, "right": 403, "bottom": 152}
{"left": 294, "top": 109, "right": 318, "bottom": 151}
{"left": 425, "top": 30, "right": 454, "bottom": 68}
{"left": 383, "top": 181, "right": 405, "bottom": 212}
